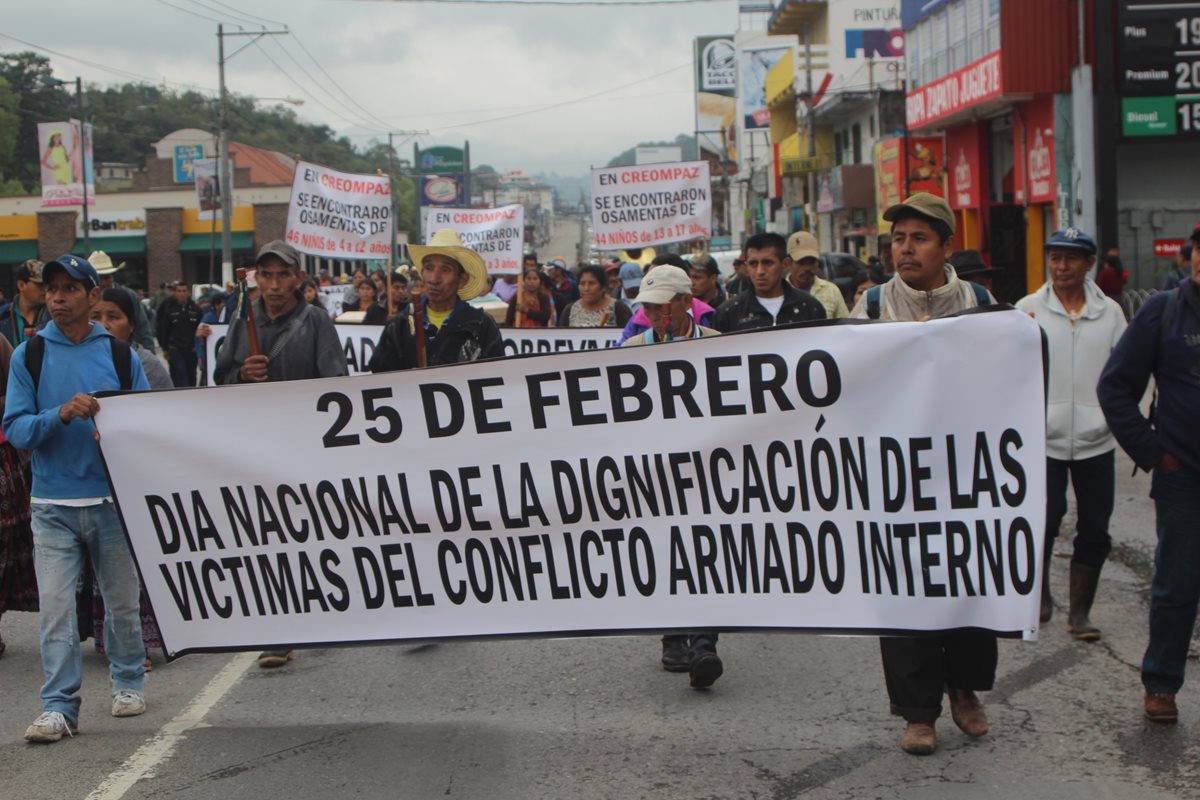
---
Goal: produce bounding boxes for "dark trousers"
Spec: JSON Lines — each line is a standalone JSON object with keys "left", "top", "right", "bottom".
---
{"left": 1045, "top": 451, "right": 1115, "bottom": 568}
{"left": 1142, "top": 466, "right": 1200, "bottom": 694}
{"left": 168, "top": 348, "right": 198, "bottom": 388}
{"left": 879, "top": 634, "right": 998, "bottom": 723}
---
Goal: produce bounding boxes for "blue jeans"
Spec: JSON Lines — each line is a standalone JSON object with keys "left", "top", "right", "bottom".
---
{"left": 1142, "top": 466, "right": 1200, "bottom": 695}
{"left": 32, "top": 502, "right": 145, "bottom": 725}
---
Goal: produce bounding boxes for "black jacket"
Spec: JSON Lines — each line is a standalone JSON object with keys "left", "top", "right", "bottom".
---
{"left": 156, "top": 297, "right": 202, "bottom": 352}
{"left": 369, "top": 300, "right": 504, "bottom": 372}
{"left": 714, "top": 284, "right": 826, "bottom": 333}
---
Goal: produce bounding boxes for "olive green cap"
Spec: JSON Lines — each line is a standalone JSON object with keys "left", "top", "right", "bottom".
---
{"left": 883, "top": 192, "right": 956, "bottom": 234}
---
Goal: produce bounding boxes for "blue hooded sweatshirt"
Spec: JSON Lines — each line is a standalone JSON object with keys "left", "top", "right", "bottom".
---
{"left": 3, "top": 321, "right": 149, "bottom": 500}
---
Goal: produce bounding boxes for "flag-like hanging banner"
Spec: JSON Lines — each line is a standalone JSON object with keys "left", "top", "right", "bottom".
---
{"left": 285, "top": 161, "right": 392, "bottom": 259}
{"left": 37, "top": 120, "right": 94, "bottom": 208}
{"left": 99, "top": 311, "right": 1047, "bottom": 657}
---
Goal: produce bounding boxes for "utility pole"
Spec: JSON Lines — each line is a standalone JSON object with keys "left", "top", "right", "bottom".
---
{"left": 804, "top": 22, "right": 817, "bottom": 241}
{"left": 75, "top": 77, "right": 91, "bottom": 255}
{"left": 217, "top": 24, "right": 288, "bottom": 285}
{"left": 386, "top": 130, "right": 427, "bottom": 266}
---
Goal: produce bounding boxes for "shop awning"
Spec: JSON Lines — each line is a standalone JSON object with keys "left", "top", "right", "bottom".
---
{"left": 178, "top": 232, "right": 255, "bottom": 253}
{"left": 73, "top": 236, "right": 147, "bottom": 256}
{"left": 0, "top": 240, "right": 39, "bottom": 263}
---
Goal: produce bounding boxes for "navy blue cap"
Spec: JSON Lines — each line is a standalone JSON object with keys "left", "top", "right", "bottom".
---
{"left": 1044, "top": 228, "right": 1097, "bottom": 256}
{"left": 43, "top": 254, "right": 100, "bottom": 289}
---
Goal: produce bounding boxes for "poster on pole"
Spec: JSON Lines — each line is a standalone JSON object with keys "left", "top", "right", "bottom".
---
{"left": 419, "top": 205, "right": 525, "bottom": 275}
{"left": 38, "top": 120, "right": 94, "bottom": 208}
{"left": 285, "top": 160, "right": 392, "bottom": 259}
{"left": 101, "top": 310, "right": 1047, "bottom": 657}
{"left": 591, "top": 161, "right": 712, "bottom": 250}
{"left": 203, "top": 323, "right": 621, "bottom": 383}
{"left": 194, "top": 158, "right": 221, "bottom": 221}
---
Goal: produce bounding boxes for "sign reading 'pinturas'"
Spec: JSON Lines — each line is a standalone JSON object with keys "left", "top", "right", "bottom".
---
{"left": 98, "top": 311, "right": 1047, "bottom": 657}
{"left": 590, "top": 161, "right": 712, "bottom": 249}
{"left": 286, "top": 161, "right": 392, "bottom": 258}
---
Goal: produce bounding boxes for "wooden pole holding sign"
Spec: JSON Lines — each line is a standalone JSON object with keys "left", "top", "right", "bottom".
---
{"left": 234, "top": 267, "right": 262, "bottom": 357}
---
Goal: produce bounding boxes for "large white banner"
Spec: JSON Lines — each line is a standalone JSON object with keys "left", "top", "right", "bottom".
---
{"left": 203, "top": 323, "right": 622, "bottom": 384}
{"left": 419, "top": 205, "right": 525, "bottom": 275}
{"left": 591, "top": 161, "right": 712, "bottom": 251}
{"left": 105, "top": 311, "right": 1046, "bottom": 656}
{"left": 285, "top": 161, "right": 392, "bottom": 259}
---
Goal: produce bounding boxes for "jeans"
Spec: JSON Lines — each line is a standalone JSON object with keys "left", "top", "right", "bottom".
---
{"left": 1045, "top": 451, "right": 1116, "bottom": 568}
{"left": 32, "top": 502, "right": 145, "bottom": 725}
{"left": 168, "top": 347, "right": 198, "bottom": 388}
{"left": 1142, "top": 465, "right": 1200, "bottom": 695}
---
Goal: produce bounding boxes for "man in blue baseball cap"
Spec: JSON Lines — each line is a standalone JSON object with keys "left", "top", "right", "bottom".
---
{"left": 3, "top": 254, "right": 151, "bottom": 743}
{"left": 618, "top": 261, "right": 644, "bottom": 309}
{"left": 1017, "top": 228, "right": 1126, "bottom": 639}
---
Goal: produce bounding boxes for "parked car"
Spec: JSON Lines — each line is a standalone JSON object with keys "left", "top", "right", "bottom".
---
{"left": 819, "top": 252, "right": 868, "bottom": 302}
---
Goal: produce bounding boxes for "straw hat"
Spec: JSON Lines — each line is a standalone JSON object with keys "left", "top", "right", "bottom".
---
{"left": 408, "top": 228, "right": 488, "bottom": 300}
{"left": 88, "top": 250, "right": 126, "bottom": 275}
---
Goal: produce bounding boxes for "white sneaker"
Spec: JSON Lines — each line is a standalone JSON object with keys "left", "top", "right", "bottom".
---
{"left": 24, "top": 711, "right": 76, "bottom": 743}
{"left": 111, "top": 689, "right": 145, "bottom": 718}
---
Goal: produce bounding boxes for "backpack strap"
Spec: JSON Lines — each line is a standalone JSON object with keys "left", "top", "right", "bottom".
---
{"left": 1161, "top": 286, "right": 1181, "bottom": 337}
{"left": 25, "top": 334, "right": 45, "bottom": 394}
{"left": 970, "top": 281, "right": 992, "bottom": 307}
{"left": 110, "top": 338, "right": 134, "bottom": 392}
{"left": 866, "top": 285, "right": 883, "bottom": 320}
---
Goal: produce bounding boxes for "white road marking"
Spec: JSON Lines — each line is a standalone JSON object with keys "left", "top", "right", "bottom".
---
{"left": 85, "top": 653, "right": 257, "bottom": 800}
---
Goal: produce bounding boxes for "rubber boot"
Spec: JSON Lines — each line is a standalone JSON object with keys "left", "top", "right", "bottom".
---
{"left": 1067, "top": 562, "right": 1102, "bottom": 641}
{"left": 1040, "top": 547, "right": 1054, "bottom": 624}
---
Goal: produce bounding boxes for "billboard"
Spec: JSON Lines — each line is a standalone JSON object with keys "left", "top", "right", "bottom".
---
{"left": 38, "top": 120, "right": 94, "bottom": 208}
{"left": 874, "top": 135, "right": 945, "bottom": 228}
{"left": 739, "top": 46, "right": 790, "bottom": 130}
{"left": 694, "top": 36, "right": 738, "bottom": 161}
{"left": 420, "top": 175, "right": 465, "bottom": 208}
{"left": 418, "top": 146, "right": 465, "bottom": 174}
{"left": 174, "top": 144, "right": 206, "bottom": 183}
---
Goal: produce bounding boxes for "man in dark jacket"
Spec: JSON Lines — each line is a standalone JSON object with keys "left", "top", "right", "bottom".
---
{"left": 714, "top": 232, "right": 825, "bottom": 332}
{"left": 370, "top": 228, "right": 503, "bottom": 371}
{"left": 1098, "top": 221, "right": 1200, "bottom": 725}
{"left": 156, "top": 281, "right": 203, "bottom": 387}
{"left": 0, "top": 260, "right": 48, "bottom": 346}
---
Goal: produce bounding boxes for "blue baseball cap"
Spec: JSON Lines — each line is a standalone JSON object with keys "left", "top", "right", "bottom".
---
{"left": 1044, "top": 228, "right": 1097, "bottom": 256}
{"left": 619, "top": 261, "right": 643, "bottom": 290}
{"left": 43, "top": 254, "right": 100, "bottom": 289}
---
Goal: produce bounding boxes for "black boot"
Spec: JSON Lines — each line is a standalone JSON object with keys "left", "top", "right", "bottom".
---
{"left": 1067, "top": 563, "right": 1102, "bottom": 641}
{"left": 661, "top": 635, "right": 689, "bottom": 672}
{"left": 1040, "top": 556, "right": 1053, "bottom": 624}
{"left": 687, "top": 634, "right": 723, "bottom": 689}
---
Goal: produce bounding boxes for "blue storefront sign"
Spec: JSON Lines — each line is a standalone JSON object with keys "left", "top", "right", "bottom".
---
{"left": 173, "top": 144, "right": 207, "bottom": 184}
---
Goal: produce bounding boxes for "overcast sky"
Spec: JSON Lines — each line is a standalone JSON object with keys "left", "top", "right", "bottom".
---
{"left": 3, "top": 0, "right": 741, "bottom": 176}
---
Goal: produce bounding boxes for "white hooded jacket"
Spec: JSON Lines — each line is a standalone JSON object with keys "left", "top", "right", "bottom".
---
{"left": 1016, "top": 279, "right": 1127, "bottom": 461}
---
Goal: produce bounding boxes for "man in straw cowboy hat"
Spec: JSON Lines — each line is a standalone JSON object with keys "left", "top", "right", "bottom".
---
{"left": 370, "top": 228, "right": 503, "bottom": 372}
{"left": 89, "top": 251, "right": 154, "bottom": 351}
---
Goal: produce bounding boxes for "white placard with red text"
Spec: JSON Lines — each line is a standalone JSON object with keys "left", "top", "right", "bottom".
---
{"left": 590, "top": 161, "right": 711, "bottom": 250}
{"left": 419, "top": 205, "right": 525, "bottom": 275}
{"left": 285, "top": 160, "right": 392, "bottom": 259}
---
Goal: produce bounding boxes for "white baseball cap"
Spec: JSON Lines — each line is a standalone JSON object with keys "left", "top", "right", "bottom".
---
{"left": 637, "top": 265, "right": 692, "bottom": 305}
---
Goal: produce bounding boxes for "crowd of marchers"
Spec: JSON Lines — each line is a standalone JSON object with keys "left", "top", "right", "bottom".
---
{"left": 0, "top": 191, "right": 1196, "bottom": 757}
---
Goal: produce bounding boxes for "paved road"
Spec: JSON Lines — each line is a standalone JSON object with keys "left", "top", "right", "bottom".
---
{"left": 2, "top": 452, "right": 1198, "bottom": 799}
{"left": 542, "top": 215, "right": 586, "bottom": 266}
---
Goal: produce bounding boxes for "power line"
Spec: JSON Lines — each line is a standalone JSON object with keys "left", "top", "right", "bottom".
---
{"left": 260, "top": 37, "right": 391, "bottom": 134}
{"left": 426, "top": 61, "right": 691, "bottom": 131}
{"left": 288, "top": 33, "right": 394, "bottom": 132}
{"left": 179, "top": 0, "right": 264, "bottom": 29}
{"left": 0, "top": 32, "right": 218, "bottom": 95}
{"left": 205, "top": 0, "right": 288, "bottom": 27}
{"left": 152, "top": 0, "right": 227, "bottom": 25}
{"left": 249, "top": 39, "right": 388, "bottom": 133}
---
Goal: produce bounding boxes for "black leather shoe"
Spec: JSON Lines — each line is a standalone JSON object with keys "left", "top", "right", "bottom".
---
{"left": 661, "top": 636, "right": 689, "bottom": 672}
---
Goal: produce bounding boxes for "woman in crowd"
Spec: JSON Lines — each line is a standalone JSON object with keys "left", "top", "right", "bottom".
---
{"left": 0, "top": 336, "right": 36, "bottom": 657}
{"left": 559, "top": 265, "right": 631, "bottom": 328}
{"left": 301, "top": 279, "right": 323, "bottom": 310}
{"left": 352, "top": 278, "right": 387, "bottom": 324}
{"left": 504, "top": 267, "right": 553, "bottom": 327}
{"left": 87, "top": 288, "right": 170, "bottom": 667}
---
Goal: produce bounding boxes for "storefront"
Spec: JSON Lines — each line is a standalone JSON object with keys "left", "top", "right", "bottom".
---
{"left": 903, "top": 0, "right": 1082, "bottom": 302}
{"left": 178, "top": 207, "right": 256, "bottom": 287}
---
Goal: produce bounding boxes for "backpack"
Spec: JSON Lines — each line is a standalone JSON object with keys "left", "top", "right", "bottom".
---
{"left": 865, "top": 281, "right": 991, "bottom": 319}
{"left": 24, "top": 334, "right": 134, "bottom": 394}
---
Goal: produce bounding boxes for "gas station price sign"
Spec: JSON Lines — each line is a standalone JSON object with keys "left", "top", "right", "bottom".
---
{"left": 1119, "top": 1, "right": 1200, "bottom": 136}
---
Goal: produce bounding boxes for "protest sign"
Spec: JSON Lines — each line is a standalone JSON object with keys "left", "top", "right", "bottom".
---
{"left": 204, "top": 323, "right": 621, "bottom": 383}
{"left": 591, "top": 161, "right": 711, "bottom": 250}
{"left": 318, "top": 284, "right": 356, "bottom": 317}
{"left": 285, "top": 161, "right": 392, "bottom": 259}
{"left": 37, "top": 120, "right": 94, "bottom": 208}
{"left": 106, "top": 310, "right": 1046, "bottom": 657}
{"left": 419, "top": 205, "right": 525, "bottom": 275}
